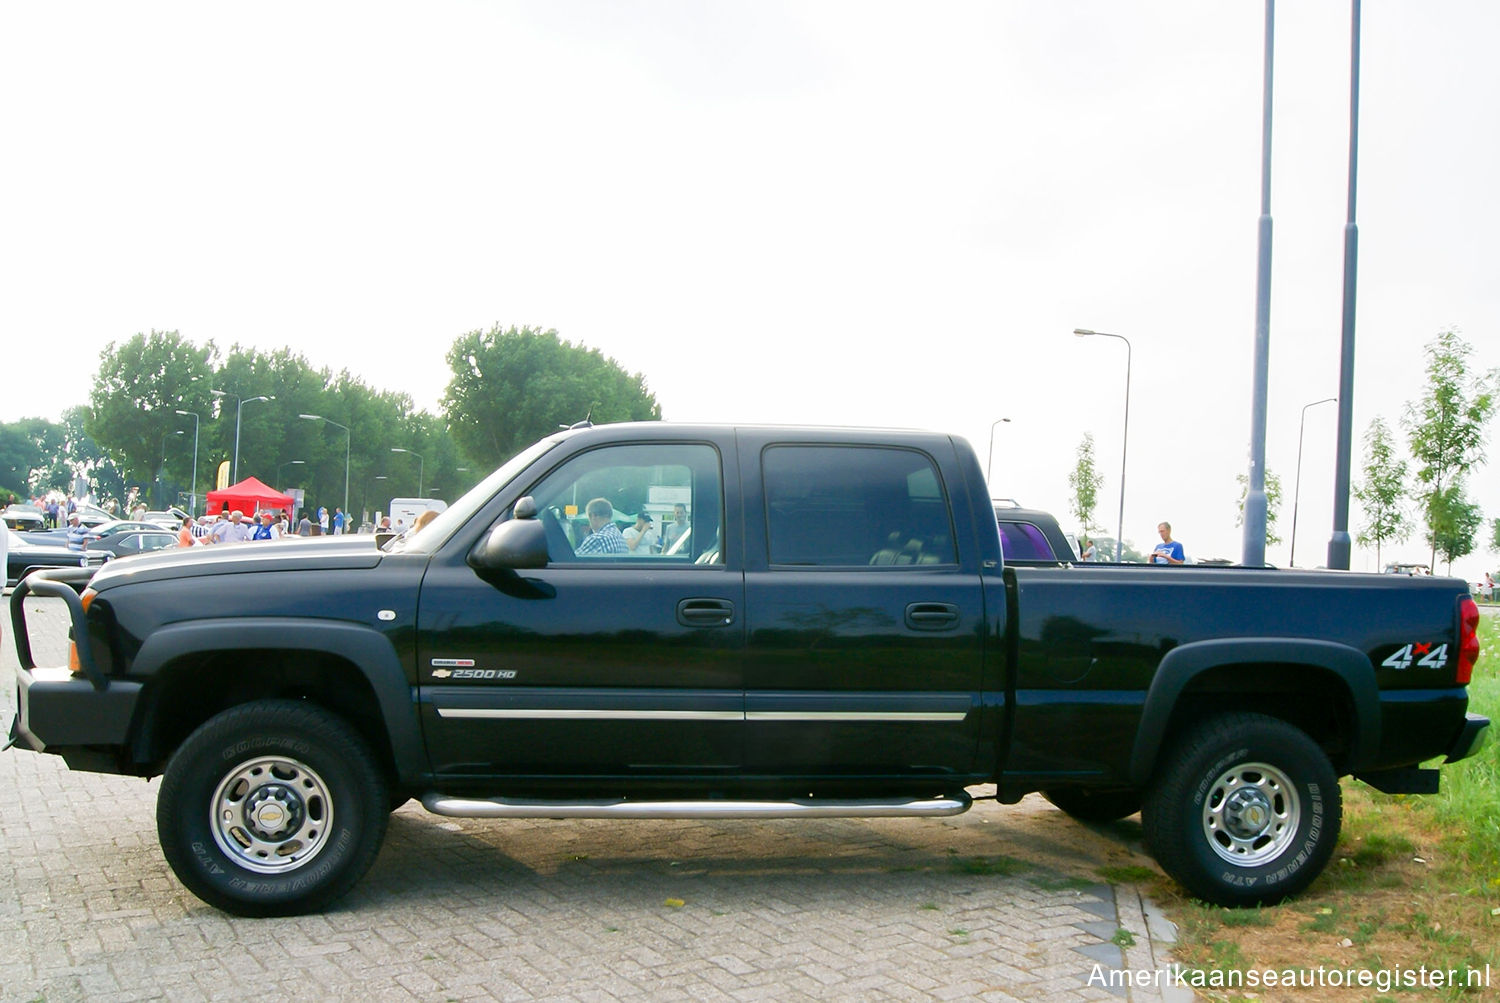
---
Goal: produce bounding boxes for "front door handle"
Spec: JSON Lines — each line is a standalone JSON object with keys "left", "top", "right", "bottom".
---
{"left": 905, "top": 602, "right": 960, "bottom": 631}
{"left": 677, "top": 598, "right": 735, "bottom": 627}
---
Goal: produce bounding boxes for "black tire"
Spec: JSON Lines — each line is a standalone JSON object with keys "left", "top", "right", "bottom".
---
{"left": 157, "top": 699, "right": 389, "bottom": 917}
{"left": 1142, "top": 712, "right": 1340, "bottom": 907}
{"left": 1042, "top": 787, "right": 1142, "bottom": 823}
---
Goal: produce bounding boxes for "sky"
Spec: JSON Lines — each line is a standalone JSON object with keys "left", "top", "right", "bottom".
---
{"left": 2, "top": 2, "right": 1497, "bottom": 582}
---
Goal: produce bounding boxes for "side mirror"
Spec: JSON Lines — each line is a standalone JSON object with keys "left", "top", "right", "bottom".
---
{"left": 470, "top": 497, "right": 548, "bottom": 571}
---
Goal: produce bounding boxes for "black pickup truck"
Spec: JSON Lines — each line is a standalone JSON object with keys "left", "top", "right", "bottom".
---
{"left": 8, "top": 423, "right": 1488, "bottom": 916}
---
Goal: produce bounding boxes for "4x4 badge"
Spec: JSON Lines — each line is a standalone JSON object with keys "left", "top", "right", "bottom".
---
{"left": 1380, "top": 643, "right": 1448, "bottom": 670}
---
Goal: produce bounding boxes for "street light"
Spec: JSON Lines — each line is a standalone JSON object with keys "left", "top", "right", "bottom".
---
{"left": 298, "top": 414, "right": 351, "bottom": 518}
{"left": 158, "top": 431, "right": 184, "bottom": 508}
{"left": 174, "top": 409, "right": 200, "bottom": 515}
{"left": 391, "top": 448, "right": 424, "bottom": 496}
{"left": 1289, "top": 396, "right": 1337, "bottom": 567}
{"left": 1073, "top": 328, "right": 1132, "bottom": 562}
{"left": 212, "top": 391, "right": 274, "bottom": 483}
{"left": 985, "top": 418, "right": 1012, "bottom": 486}
{"left": 369, "top": 474, "right": 389, "bottom": 526}
{"left": 277, "top": 459, "right": 306, "bottom": 485}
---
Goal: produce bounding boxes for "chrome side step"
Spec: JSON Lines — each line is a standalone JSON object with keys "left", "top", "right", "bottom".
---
{"left": 420, "top": 792, "right": 972, "bottom": 820}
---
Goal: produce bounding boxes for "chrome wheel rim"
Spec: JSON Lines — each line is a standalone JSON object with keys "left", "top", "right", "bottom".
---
{"left": 210, "top": 756, "right": 333, "bottom": 874}
{"left": 1201, "top": 760, "right": 1300, "bottom": 867}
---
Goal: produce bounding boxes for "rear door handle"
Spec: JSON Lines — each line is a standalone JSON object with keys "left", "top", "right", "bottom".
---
{"left": 677, "top": 598, "right": 735, "bottom": 627}
{"left": 905, "top": 602, "right": 960, "bottom": 631}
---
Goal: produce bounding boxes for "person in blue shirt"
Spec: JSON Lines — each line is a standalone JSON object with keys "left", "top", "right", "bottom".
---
{"left": 1152, "top": 521, "right": 1185, "bottom": 565}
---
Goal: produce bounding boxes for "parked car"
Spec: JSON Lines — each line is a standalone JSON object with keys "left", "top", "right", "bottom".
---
{"left": 992, "top": 502, "right": 1080, "bottom": 565}
{"left": 142, "top": 508, "right": 191, "bottom": 529}
{"left": 87, "top": 520, "right": 167, "bottom": 541}
{"left": 86, "top": 529, "right": 180, "bottom": 561}
{"left": 19, "top": 519, "right": 161, "bottom": 546}
{"left": 2, "top": 504, "right": 46, "bottom": 532}
{"left": 4, "top": 528, "right": 107, "bottom": 589}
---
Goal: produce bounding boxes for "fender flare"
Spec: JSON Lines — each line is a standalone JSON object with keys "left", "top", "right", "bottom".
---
{"left": 1128, "top": 637, "right": 1378, "bottom": 785}
{"left": 129, "top": 618, "right": 426, "bottom": 785}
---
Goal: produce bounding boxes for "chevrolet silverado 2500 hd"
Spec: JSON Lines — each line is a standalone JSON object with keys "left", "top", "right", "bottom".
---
{"left": 8, "top": 423, "right": 1488, "bottom": 915}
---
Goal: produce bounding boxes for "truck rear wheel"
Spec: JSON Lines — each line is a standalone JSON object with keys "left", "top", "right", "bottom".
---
{"left": 1142, "top": 712, "right": 1340, "bottom": 906}
{"left": 157, "top": 699, "right": 389, "bottom": 916}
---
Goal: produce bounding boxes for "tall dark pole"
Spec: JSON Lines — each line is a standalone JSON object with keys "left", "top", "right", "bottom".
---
{"left": 1242, "top": 0, "right": 1276, "bottom": 568}
{"left": 1290, "top": 397, "right": 1337, "bottom": 567}
{"left": 1328, "top": 0, "right": 1362, "bottom": 570}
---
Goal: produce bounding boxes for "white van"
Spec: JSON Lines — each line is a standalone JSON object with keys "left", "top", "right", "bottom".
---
{"left": 388, "top": 497, "right": 446, "bottom": 532}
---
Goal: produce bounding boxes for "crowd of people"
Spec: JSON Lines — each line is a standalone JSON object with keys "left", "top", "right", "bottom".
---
{"left": 173, "top": 505, "right": 358, "bottom": 547}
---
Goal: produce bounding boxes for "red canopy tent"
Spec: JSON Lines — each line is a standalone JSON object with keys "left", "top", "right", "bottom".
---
{"left": 205, "top": 476, "right": 295, "bottom": 517}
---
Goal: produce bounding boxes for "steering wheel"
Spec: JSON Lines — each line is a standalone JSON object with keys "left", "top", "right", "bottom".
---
{"left": 538, "top": 506, "right": 574, "bottom": 561}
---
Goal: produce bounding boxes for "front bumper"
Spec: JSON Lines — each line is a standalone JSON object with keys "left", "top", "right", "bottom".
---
{"left": 7, "top": 569, "right": 139, "bottom": 767}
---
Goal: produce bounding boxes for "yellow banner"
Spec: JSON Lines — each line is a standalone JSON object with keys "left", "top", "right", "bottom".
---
{"left": 216, "top": 460, "right": 230, "bottom": 489}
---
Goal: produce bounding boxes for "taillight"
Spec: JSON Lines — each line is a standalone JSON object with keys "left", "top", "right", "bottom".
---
{"left": 1456, "top": 596, "right": 1480, "bottom": 685}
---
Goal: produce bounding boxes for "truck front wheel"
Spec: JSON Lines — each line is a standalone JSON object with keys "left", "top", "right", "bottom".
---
{"left": 1142, "top": 712, "right": 1340, "bottom": 906}
{"left": 157, "top": 699, "right": 389, "bottom": 916}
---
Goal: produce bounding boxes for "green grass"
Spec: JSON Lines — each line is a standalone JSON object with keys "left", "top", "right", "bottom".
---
{"left": 1097, "top": 865, "right": 1157, "bottom": 885}
{"left": 1028, "top": 874, "right": 1098, "bottom": 892}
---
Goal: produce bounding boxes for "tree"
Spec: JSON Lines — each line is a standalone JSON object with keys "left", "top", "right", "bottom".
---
{"left": 442, "top": 326, "right": 661, "bottom": 469}
{"left": 1402, "top": 329, "right": 1498, "bottom": 570}
{"left": 1067, "top": 433, "right": 1103, "bottom": 534}
{"left": 1236, "top": 470, "right": 1285, "bottom": 548}
{"left": 59, "top": 407, "right": 126, "bottom": 506}
{"left": 1492, "top": 517, "right": 1500, "bottom": 553}
{"left": 1352, "top": 416, "right": 1410, "bottom": 568}
{"left": 89, "top": 331, "right": 218, "bottom": 483}
{"left": 1425, "top": 480, "right": 1483, "bottom": 574}
{"left": 0, "top": 418, "right": 56, "bottom": 497}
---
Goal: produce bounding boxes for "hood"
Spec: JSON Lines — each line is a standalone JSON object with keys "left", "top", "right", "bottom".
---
{"left": 87, "top": 535, "right": 385, "bottom": 592}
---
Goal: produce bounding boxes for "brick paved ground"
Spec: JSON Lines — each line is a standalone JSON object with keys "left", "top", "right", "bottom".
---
{"left": 2, "top": 592, "right": 1188, "bottom": 1002}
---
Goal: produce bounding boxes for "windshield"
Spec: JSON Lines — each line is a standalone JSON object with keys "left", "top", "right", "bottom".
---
{"left": 383, "top": 436, "right": 560, "bottom": 553}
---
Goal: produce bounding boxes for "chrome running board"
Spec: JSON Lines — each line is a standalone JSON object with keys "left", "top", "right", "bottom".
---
{"left": 420, "top": 792, "right": 972, "bottom": 820}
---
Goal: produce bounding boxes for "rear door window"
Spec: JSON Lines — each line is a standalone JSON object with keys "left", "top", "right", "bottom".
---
{"left": 762, "top": 445, "right": 957, "bottom": 567}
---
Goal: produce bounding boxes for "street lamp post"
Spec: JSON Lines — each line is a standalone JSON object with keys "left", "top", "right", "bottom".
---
{"left": 277, "top": 459, "right": 306, "bottom": 486}
{"left": 158, "top": 431, "right": 184, "bottom": 508}
{"left": 298, "top": 414, "right": 351, "bottom": 519}
{"left": 391, "top": 448, "right": 424, "bottom": 496}
{"left": 1073, "top": 329, "right": 1132, "bottom": 562}
{"left": 370, "top": 475, "right": 388, "bottom": 527}
{"left": 174, "top": 409, "right": 200, "bottom": 515}
{"left": 985, "top": 418, "right": 1012, "bottom": 486}
{"left": 211, "top": 391, "right": 274, "bottom": 484}
{"left": 1289, "top": 396, "right": 1337, "bottom": 567}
